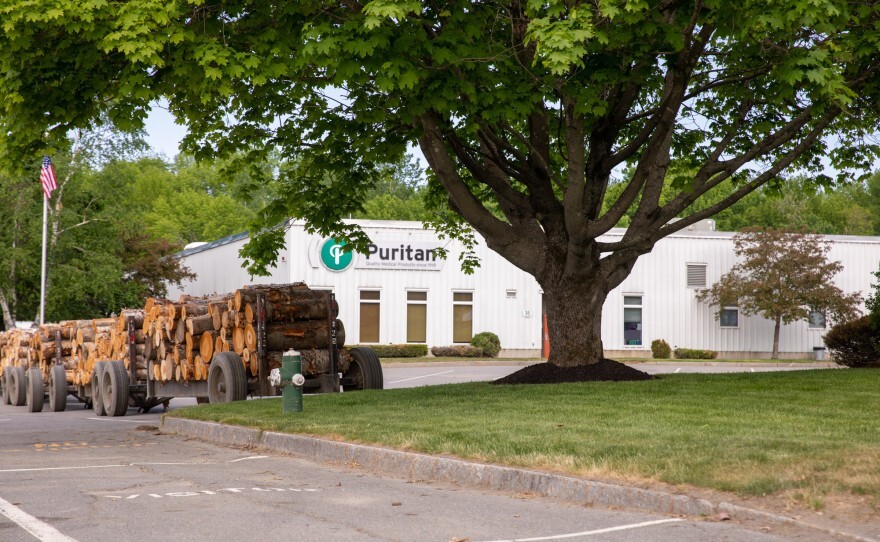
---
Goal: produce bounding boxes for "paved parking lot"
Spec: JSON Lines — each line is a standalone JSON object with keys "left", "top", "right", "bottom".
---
{"left": 0, "top": 366, "right": 841, "bottom": 541}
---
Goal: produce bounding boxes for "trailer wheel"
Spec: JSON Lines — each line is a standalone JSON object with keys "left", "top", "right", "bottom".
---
{"left": 91, "top": 361, "right": 107, "bottom": 416}
{"left": 208, "top": 352, "right": 247, "bottom": 403}
{"left": 49, "top": 365, "right": 68, "bottom": 412}
{"left": 10, "top": 366, "right": 27, "bottom": 406}
{"left": 345, "top": 348, "right": 384, "bottom": 391}
{"left": 2, "top": 372, "right": 10, "bottom": 405}
{"left": 26, "top": 367, "right": 45, "bottom": 413}
{"left": 102, "top": 361, "right": 130, "bottom": 417}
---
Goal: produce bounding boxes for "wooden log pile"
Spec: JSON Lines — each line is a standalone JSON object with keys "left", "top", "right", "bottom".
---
{"left": 0, "top": 282, "right": 346, "bottom": 388}
{"left": 0, "top": 328, "right": 37, "bottom": 379}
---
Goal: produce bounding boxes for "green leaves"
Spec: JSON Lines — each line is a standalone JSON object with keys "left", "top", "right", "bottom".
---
{"left": 525, "top": 6, "right": 596, "bottom": 74}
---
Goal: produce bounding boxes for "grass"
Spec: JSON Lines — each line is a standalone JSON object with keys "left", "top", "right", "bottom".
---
{"left": 168, "top": 369, "right": 880, "bottom": 504}
{"left": 380, "top": 356, "right": 826, "bottom": 364}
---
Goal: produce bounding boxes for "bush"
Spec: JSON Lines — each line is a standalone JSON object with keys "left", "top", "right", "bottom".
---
{"left": 651, "top": 339, "right": 671, "bottom": 359}
{"left": 471, "top": 332, "right": 501, "bottom": 358}
{"left": 824, "top": 316, "right": 880, "bottom": 368}
{"left": 430, "top": 345, "right": 484, "bottom": 357}
{"left": 674, "top": 348, "right": 718, "bottom": 360}
{"left": 348, "top": 344, "right": 427, "bottom": 358}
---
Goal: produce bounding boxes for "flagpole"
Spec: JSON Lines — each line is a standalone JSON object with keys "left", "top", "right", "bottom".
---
{"left": 39, "top": 195, "right": 48, "bottom": 325}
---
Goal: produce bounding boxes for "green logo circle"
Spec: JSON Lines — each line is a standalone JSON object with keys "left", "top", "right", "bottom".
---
{"left": 320, "top": 239, "right": 353, "bottom": 271}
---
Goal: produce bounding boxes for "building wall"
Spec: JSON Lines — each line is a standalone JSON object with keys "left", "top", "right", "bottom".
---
{"left": 168, "top": 221, "right": 880, "bottom": 359}
{"left": 602, "top": 230, "right": 880, "bottom": 357}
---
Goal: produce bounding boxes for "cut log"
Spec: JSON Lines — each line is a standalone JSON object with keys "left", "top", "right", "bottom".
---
{"left": 200, "top": 331, "right": 217, "bottom": 363}
{"left": 210, "top": 304, "right": 222, "bottom": 331}
{"left": 116, "top": 309, "right": 146, "bottom": 332}
{"left": 187, "top": 313, "right": 215, "bottom": 336}
{"left": 232, "top": 327, "right": 245, "bottom": 354}
{"left": 175, "top": 318, "right": 187, "bottom": 344}
{"left": 263, "top": 348, "right": 351, "bottom": 376}
{"left": 180, "top": 303, "right": 210, "bottom": 319}
{"left": 39, "top": 340, "right": 73, "bottom": 361}
{"left": 265, "top": 320, "right": 346, "bottom": 351}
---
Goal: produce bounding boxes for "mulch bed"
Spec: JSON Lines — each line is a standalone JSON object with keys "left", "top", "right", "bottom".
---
{"left": 493, "top": 358, "right": 655, "bottom": 385}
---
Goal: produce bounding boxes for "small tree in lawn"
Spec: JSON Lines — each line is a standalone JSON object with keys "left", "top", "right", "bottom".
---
{"left": 697, "top": 229, "right": 861, "bottom": 359}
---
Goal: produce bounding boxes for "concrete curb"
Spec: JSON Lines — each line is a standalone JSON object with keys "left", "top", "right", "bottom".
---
{"left": 160, "top": 417, "right": 875, "bottom": 542}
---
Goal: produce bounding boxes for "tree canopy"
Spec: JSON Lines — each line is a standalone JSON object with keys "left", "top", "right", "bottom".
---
{"left": 697, "top": 229, "right": 862, "bottom": 359}
{"left": 2, "top": 0, "right": 880, "bottom": 369}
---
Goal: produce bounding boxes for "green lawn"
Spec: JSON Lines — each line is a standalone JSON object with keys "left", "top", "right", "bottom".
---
{"left": 168, "top": 369, "right": 880, "bottom": 506}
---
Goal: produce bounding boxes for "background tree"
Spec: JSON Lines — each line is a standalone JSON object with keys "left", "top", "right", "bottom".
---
{"left": 697, "top": 229, "right": 862, "bottom": 359}
{"left": 356, "top": 153, "right": 430, "bottom": 221}
{"left": 2, "top": 1, "right": 880, "bottom": 371}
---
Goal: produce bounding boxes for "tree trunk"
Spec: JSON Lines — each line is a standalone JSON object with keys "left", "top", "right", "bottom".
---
{"left": 0, "top": 291, "right": 15, "bottom": 330}
{"left": 543, "top": 280, "right": 608, "bottom": 367}
{"left": 772, "top": 316, "right": 781, "bottom": 360}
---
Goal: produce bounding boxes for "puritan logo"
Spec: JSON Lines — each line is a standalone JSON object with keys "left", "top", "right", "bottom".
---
{"left": 320, "top": 239, "right": 354, "bottom": 271}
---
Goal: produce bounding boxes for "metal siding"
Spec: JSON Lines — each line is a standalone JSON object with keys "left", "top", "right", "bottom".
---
{"left": 170, "top": 221, "right": 880, "bottom": 357}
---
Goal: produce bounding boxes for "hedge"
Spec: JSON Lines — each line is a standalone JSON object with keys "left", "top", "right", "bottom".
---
{"left": 674, "top": 348, "right": 718, "bottom": 360}
{"left": 348, "top": 344, "right": 427, "bottom": 358}
{"left": 824, "top": 316, "right": 880, "bottom": 368}
{"left": 430, "top": 345, "right": 484, "bottom": 357}
{"left": 651, "top": 339, "right": 671, "bottom": 359}
{"left": 471, "top": 332, "right": 501, "bottom": 358}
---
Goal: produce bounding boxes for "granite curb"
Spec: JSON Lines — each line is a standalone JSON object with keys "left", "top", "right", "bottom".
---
{"left": 160, "top": 416, "right": 875, "bottom": 542}
{"left": 379, "top": 360, "right": 834, "bottom": 368}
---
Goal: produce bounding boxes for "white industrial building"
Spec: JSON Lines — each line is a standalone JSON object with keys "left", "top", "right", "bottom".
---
{"left": 168, "top": 219, "right": 880, "bottom": 359}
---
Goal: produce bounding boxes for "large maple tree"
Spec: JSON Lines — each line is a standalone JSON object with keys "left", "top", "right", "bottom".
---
{"left": 1, "top": 0, "right": 879, "bottom": 368}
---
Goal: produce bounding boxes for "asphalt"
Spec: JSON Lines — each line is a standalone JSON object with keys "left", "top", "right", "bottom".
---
{"left": 160, "top": 416, "right": 878, "bottom": 542}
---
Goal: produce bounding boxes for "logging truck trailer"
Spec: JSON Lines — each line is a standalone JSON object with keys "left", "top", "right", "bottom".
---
{"left": 1, "top": 287, "right": 384, "bottom": 416}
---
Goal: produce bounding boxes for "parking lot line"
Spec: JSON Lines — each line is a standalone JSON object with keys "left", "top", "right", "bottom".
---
{"left": 479, "top": 518, "right": 684, "bottom": 541}
{"left": 0, "top": 494, "right": 78, "bottom": 542}
{"left": 388, "top": 370, "right": 455, "bottom": 384}
{"left": 87, "top": 417, "right": 154, "bottom": 423}
{"left": 0, "top": 464, "right": 126, "bottom": 473}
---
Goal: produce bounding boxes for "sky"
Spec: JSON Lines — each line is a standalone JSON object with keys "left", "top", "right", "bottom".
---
{"left": 143, "top": 103, "right": 186, "bottom": 159}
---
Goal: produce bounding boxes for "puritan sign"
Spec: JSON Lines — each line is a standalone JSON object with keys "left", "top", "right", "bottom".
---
{"left": 312, "top": 238, "right": 445, "bottom": 271}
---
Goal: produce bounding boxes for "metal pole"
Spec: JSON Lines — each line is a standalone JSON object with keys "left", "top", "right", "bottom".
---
{"left": 39, "top": 197, "right": 48, "bottom": 325}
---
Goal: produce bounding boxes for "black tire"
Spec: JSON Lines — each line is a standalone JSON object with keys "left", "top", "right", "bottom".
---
{"left": 49, "top": 364, "right": 68, "bottom": 412}
{"left": 207, "top": 352, "right": 247, "bottom": 404}
{"left": 26, "top": 367, "right": 45, "bottom": 413}
{"left": 91, "top": 361, "right": 107, "bottom": 416}
{"left": 345, "top": 347, "right": 384, "bottom": 390}
{"left": 102, "top": 361, "right": 130, "bottom": 417}
{"left": 2, "top": 371, "right": 10, "bottom": 405}
{"left": 10, "top": 366, "right": 27, "bottom": 406}
{"left": 196, "top": 397, "right": 209, "bottom": 405}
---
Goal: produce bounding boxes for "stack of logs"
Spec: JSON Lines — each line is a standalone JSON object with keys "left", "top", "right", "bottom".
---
{"left": 0, "top": 328, "right": 36, "bottom": 380}
{"left": 0, "top": 282, "right": 345, "bottom": 388}
{"left": 143, "top": 283, "right": 347, "bottom": 383}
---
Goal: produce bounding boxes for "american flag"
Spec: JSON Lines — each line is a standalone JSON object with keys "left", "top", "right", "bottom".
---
{"left": 40, "top": 156, "right": 57, "bottom": 199}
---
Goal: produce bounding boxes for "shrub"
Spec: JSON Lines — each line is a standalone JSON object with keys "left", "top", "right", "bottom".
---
{"left": 471, "top": 332, "right": 501, "bottom": 358}
{"left": 430, "top": 345, "right": 484, "bottom": 357}
{"left": 674, "top": 348, "right": 718, "bottom": 360}
{"left": 651, "top": 339, "right": 671, "bottom": 359}
{"left": 349, "top": 344, "right": 427, "bottom": 358}
{"left": 824, "top": 316, "right": 880, "bottom": 368}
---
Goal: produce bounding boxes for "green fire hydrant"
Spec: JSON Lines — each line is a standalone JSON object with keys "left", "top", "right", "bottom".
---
{"left": 269, "top": 349, "right": 305, "bottom": 413}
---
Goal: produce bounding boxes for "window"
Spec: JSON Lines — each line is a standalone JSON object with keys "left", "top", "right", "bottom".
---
{"left": 406, "top": 291, "right": 427, "bottom": 343}
{"left": 809, "top": 309, "right": 826, "bottom": 329}
{"left": 623, "top": 295, "right": 642, "bottom": 346}
{"left": 720, "top": 307, "right": 739, "bottom": 327}
{"left": 359, "top": 290, "right": 380, "bottom": 343}
{"left": 686, "top": 264, "right": 707, "bottom": 288}
{"left": 452, "top": 291, "right": 473, "bottom": 343}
